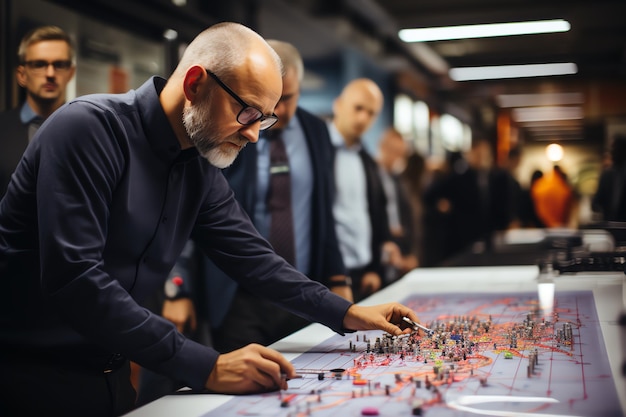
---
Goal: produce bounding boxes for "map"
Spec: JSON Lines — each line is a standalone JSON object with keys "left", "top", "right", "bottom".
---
{"left": 204, "top": 291, "right": 622, "bottom": 416}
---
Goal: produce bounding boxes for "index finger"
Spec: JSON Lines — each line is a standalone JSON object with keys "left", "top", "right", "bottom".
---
{"left": 389, "top": 303, "right": 419, "bottom": 323}
{"left": 257, "top": 346, "right": 295, "bottom": 385}
{"left": 388, "top": 304, "right": 421, "bottom": 332}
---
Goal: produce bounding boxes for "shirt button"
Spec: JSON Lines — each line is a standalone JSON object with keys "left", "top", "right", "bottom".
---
{"left": 162, "top": 216, "right": 167, "bottom": 224}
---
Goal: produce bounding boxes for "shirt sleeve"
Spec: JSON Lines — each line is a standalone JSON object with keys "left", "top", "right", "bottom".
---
{"left": 165, "top": 240, "right": 196, "bottom": 299}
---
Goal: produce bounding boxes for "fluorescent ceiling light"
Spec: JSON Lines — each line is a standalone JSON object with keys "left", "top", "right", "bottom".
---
{"left": 449, "top": 63, "right": 578, "bottom": 81}
{"left": 512, "top": 106, "right": 583, "bottom": 123}
{"left": 399, "top": 19, "right": 570, "bottom": 42}
{"left": 497, "top": 92, "right": 584, "bottom": 108}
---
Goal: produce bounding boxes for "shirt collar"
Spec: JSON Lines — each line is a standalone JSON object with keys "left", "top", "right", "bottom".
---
{"left": 20, "top": 101, "right": 41, "bottom": 124}
{"left": 327, "top": 121, "right": 361, "bottom": 151}
{"left": 136, "top": 76, "right": 199, "bottom": 164}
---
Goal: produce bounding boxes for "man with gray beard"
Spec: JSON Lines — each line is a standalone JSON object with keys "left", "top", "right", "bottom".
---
{"left": 0, "top": 22, "right": 419, "bottom": 417}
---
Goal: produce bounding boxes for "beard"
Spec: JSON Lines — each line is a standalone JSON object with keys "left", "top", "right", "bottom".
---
{"left": 183, "top": 97, "right": 245, "bottom": 168}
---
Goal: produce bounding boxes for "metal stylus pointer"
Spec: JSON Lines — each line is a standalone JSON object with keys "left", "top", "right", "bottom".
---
{"left": 403, "top": 316, "right": 433, "bottom": 335}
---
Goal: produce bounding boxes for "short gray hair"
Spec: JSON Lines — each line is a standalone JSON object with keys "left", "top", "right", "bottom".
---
{"left": 266, "top": 39, "right": 304, "bottom": 82}
{"left": 18, "top": 25, "right": 74, "bottom": 63}
{"left": 174, "top": 22, "right": 282, "bottom": 82}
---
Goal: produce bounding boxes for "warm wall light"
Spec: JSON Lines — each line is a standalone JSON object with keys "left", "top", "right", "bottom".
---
{"left": 399, "top": 19, "right": 570, "bottom": 43}
{"left": 546, "top": 143, "right": 564, "bottom": 162}
{"left": 450, "top": 63, "right": 578, "bottom": 81}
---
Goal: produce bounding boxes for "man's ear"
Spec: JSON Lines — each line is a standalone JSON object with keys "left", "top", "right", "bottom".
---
{"left": 16, "top": 66, "right": 27, "bottom": 88}
{"left": 182, "top": 65, "right": 207, "bottom": 103}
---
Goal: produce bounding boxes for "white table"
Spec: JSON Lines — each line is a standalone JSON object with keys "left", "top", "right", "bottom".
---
{"left": 124, "top": 265, "right": 626, "bottom": 416}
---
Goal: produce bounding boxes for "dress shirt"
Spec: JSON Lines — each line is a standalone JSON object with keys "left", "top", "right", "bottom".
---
{"left": 20, "top": 102, "right": 44, "bottom": 142}
{"left": 254, "top": 116, "right": 313, "bottom": 274}
{"left": 0, "top": 77, "right": 352, "bottom": 390}
{"left": 19, "top": 101, "right": 38, "bottom": 123}
{"left": 327, "top": 122, "right": 372, "bottom": 269}
{"left": 378, "top": 167, "right": 402, "bottom": 232}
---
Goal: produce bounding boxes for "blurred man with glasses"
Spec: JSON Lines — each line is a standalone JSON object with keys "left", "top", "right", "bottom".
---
{"left": 0, "top": 25, "right": 75, "bottom": 195}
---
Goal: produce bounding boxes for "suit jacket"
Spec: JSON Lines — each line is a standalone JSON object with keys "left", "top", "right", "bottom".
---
{"left": 356, "top": 148, "right": 392, "bottom": 277}
{"left": 423, "top": 165, "right": 510, "bottom": 260}
{"left": 592, "top": 165, "right": 626, "bottom": 221}
{"left": 200, "top": 107, "right": 347, "bottom": 327}
{"left": 388, "top": 172, "right": 416, "bottom": 256}
{"left": 0, "top": 108, "right": 29, "bottom": 196}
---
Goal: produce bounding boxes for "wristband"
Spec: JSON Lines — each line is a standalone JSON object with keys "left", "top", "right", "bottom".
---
{"left": 328, "top": 277, "right": 352, "bottom": 288}
{"left": 164, "top": 275, "right": 184, "bottom": 299}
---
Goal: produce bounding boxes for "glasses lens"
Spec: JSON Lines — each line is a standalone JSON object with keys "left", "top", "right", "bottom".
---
{"left": 53, "top": 60, "right": 72, "bottom": 70}
{"left": 26, "top": 60, "right": 47, "bottom": 70}
{"left": 24, "top": 60, "right": 72, "bottom": 72}
{"left": 259, "top": 115, "right": 279, "bottom": 131}
{"left": 237, "top": 106, "right": 263, "bottom": 125}
{"left": 236, "top": 105, "right": 278, "bottom": 130}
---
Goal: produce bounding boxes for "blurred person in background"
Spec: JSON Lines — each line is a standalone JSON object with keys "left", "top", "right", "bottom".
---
{"left": 376, "top": 127, "right": 419, "bottom": 281}
{"left": 519, "top": 170, "right": 546, "bottom": 228}
{"left": 592, "top": 134, "right": 626, "bottom": 222}
{"left": 0, "top": 25, "right": 75, "bottom": 196}
{"left": 532, "top": 165, "right": 574, "bottom": 228}
{"left": 399, "top": 148, "right": 426, "bottom": 266}
{"left": 208, "top": 39, "right": 354, "bottom": 351}
{"left": 500, "top": 146, "right": 523, "bottom": 229}
{"left": 419, "top": 154, "right": 452, "bottom": 267}
{"left": 422, "top": 139, "right": 511, "bottom": 263}
{"left": 328, "top": 78, "right": 401, "bottom": 301}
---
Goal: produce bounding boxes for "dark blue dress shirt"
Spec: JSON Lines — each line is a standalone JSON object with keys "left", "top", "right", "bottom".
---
{"left": 0, "top": 77, "right": 352, "bottom": 390}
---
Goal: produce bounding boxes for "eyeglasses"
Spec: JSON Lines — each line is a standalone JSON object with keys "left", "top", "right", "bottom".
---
{"left": 205, "top": 69, "right": 278, "bottom": 131}
{"left": 22, "top": 60, "right": 73, "bottom": 73}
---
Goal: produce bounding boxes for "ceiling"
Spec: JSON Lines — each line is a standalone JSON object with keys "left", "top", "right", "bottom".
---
{"left": 47, "top": 0, "right": 626, "bottom": 145}
{"left": 260, "top": 0, "right": 626, "bottom": 145}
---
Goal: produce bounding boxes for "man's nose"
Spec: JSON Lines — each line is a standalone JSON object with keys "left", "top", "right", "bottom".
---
{"left": 45, "top": 64, "right": 57, "bottom": 77}
{"left": 239, "top": 122, "right": 261, "bottom": 144}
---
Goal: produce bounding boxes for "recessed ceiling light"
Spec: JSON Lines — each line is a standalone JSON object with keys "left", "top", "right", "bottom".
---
{"left": 546, "top": 143, "right": 564, "bottom": 162}
{"left": 163, "top": 29, "right": 178, "bottom": 40}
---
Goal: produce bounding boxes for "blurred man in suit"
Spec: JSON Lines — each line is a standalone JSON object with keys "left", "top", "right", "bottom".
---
{"left": 376, "top": 127, "right": 419, "bottom": 280}
{"left": 328, "top": 79, "right": 401, "bottom": 301}
{"left": 0, "top": 25, "right": 75, "bottom": 195}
